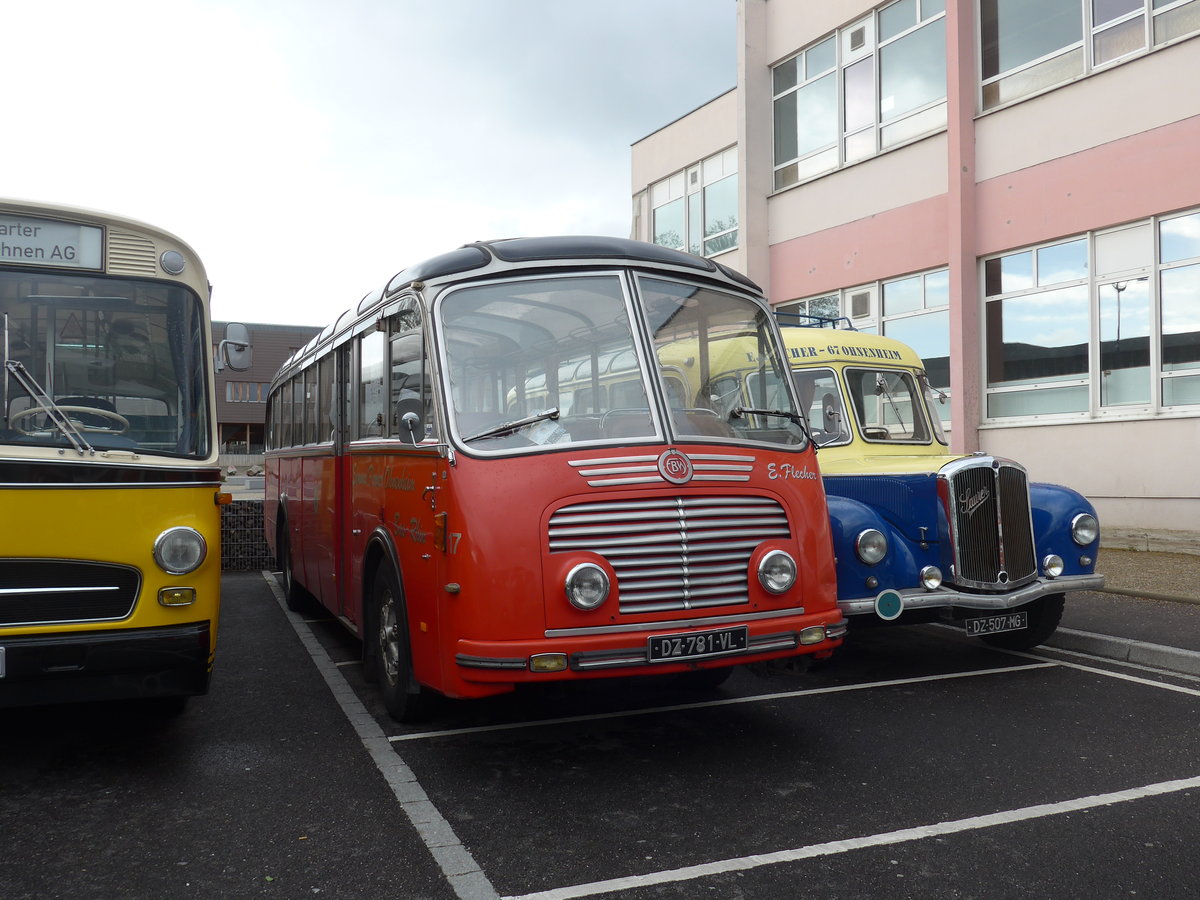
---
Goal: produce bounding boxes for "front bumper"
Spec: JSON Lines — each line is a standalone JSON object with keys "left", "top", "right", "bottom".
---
{"left": 0, "top": 621, "right": 212, "bottom": 708}
{"left": 839, "top": 573, "right": 1106, "bottom": 618}
{"left": 455, "top": 607, "right": 848, "bottom": 677}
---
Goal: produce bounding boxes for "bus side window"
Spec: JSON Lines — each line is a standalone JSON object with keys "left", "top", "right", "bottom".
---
{"left": 389, "top": 308, "right": 433, "bottom": 444}
{"left": 359, "top": 331, "right": 386, "bottom": 438}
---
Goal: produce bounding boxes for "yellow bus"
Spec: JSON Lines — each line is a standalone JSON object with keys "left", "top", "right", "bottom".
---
{"left": 1, "top": 199, "right": 248, "bottom": 711}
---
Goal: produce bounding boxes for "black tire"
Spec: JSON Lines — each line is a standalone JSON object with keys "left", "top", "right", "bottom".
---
{"left": 278, "top": 522, "right": 309, "bottom": 613}
{"left": 372, "top": 565, "right": 436, "bottom": 723}
{"left": 979, "top": 593, "right": 1065, "bottom": 651}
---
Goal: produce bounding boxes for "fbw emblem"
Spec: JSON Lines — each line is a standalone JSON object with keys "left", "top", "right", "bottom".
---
{"left": 657, "top": 449, "right": 694, "bottom": 485}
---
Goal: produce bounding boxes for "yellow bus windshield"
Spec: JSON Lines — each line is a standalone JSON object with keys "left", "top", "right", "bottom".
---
{"left": 1, "top": 270, "right": 210, "bottom": 457}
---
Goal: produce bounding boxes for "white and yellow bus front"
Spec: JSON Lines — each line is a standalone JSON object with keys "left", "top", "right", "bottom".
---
{"left": 1, "top": 201, "right": 222, "bottom": 709}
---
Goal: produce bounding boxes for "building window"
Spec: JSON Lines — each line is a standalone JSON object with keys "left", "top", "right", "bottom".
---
{"left": 777, "top": 293, "right": 842, "bottom": 327}
{"left": 772, "top": 0, "right": 947, "bottom": 190}
{"left": 650, "top": 147, "right": 738, "bottom": 257}
{"left": 778, "top": 267, "right": 951, "bottom": 421}
{"left": 882, "top": 269, "right": 951, "bottom": 420}
{"left": 981, "top": 0, "right": 1200, "bottom": 110}
{"left": 984, "top": 210, "right": 1200, "bottom": 419}
{"left": 225, "top": 381, "right": 270, "bottom": 403}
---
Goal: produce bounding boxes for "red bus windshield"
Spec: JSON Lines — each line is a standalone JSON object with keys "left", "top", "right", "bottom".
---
{"left": 439, "top": 273, "right": 808, "bottom": 452}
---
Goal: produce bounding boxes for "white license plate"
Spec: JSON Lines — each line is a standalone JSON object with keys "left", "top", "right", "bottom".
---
{"left": 965, "top": 611, "right": 1029, "bottom": 637}
{"left": 648, "top": 626, "right": 748, "bottom": 662}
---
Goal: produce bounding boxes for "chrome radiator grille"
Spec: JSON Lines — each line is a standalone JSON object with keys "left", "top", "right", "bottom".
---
{"left": 0, "top": 560, "right": 140, "bottom": 626}
{"left": 548, "top": 495, "right": 789, "bottom": 614}
{"left": 943, "top": 459, "right": 1036, "bottom": 589}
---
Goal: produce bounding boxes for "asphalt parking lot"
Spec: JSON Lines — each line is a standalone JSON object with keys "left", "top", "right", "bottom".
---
{"left": 3, "top": 553, "right": 1199, "bottom": 899}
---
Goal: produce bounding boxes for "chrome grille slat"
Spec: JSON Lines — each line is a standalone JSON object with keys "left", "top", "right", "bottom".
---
{"left": 548, "top": 495, "right": 790, "bottom": 614}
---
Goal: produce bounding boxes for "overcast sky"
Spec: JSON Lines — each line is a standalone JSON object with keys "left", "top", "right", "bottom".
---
{"left": 8, "top": 0, "right": 736, "bottom": 326}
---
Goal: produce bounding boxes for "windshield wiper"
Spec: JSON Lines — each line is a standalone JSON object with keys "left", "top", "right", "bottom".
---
{"left": 732, "top": 406, "right": 804, "bottom": 427}
{"left": 731, "top": 405, "right": 814, "bottom": 443}
{"left": 464, "top": 407, "right": 560, "bottom": 443}
{"left": 4, "top": 359, "right": 94, "bottom": 455}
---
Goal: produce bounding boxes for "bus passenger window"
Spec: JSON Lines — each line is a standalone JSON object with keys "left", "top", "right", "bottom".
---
{"left": 359, "top": 331, "right": 386, "bottom": 438}
{"left": 389, "top": 309, "right": 432, "bottom": 444}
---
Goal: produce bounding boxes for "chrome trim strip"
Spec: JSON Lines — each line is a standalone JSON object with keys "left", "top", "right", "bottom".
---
{"left": 569, "top": 455, "right": 657, "bottom": 467}
{"left": 0, "top": 586, "right": 117, "bottom": 595}
{"left": 575, "top": 465, "right": 658, "bottom": 476}
{"left": 545, "top": 605, "right": 807, "bottom": 638}
{"left": 455, "top": 654, "right": 528, "bottom": 670}
{"left": 839, "top": 573, "right": 1106, "bottom": 616}
{"left": 586, "top": 476, "right": 664, "bottom": 486}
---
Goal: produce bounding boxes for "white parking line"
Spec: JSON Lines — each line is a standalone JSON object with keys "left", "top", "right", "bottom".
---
{"left": 1013, "top": 648, "right": 1200, "bottom": 697}
{"left": 390, "top": 662, "right": 1059, "bottom": 743}
{"left": 261, "top": 572, "right": 501, "bottom": 900}
{"left": 1030, "top": 645, "right": 1200, "bottom": 683}
{"left": 264, "top": 571, "right": 1200, "bottom": 900}
{"left": 502, "top": 775, "right": 1200, "bottom": 900}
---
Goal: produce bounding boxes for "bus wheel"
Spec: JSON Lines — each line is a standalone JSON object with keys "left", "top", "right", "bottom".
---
{"left": 372, "top": 566, "right": 436, "bottom": 723}
{"left": 979, "top": 594, "right": 1065, "bottom": 651}
{"left": 278, "top": 523, "right": 308, "bottom": 613}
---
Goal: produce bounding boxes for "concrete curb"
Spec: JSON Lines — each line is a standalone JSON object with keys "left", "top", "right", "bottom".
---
{"left": 1098, "top": 587, "right": 1200, "bottom": 606}
{"left": 1046, "top": 626, "right": 1200, "bottom": 677}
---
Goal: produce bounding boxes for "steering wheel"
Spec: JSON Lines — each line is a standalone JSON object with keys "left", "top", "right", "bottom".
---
{"left": 10, "top": 405, "right": 131, "bottom": 434}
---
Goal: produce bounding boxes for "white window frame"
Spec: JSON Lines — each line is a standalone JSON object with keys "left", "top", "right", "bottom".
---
{"left": 982, "top": 209, "right": 1200, "bottom": 424}
{"left": 980, "top": 0, "right": 1200, "bottom": 112}
{"left": 649, "top": 147, "right": 739, "bottom": 258}
{"left": 771, "top": 0, "right": 948, "bottom": 191}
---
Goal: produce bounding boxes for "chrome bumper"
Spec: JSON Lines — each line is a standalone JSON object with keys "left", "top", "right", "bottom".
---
{"left": 839, "top": 573, "right": 1106, "bottom": 617}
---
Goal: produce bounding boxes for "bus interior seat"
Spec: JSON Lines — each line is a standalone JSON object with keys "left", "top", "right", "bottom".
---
{"left": 601, "top": 409, "right": 654, "bottom": 439}
{"left": 674, "top": 407, "right": 736, "bottom": 438}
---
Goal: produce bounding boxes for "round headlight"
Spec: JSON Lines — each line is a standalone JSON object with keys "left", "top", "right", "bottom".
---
{"left": 565, "top": 563, "right": 609, "bottom": 610}
{"left": 1043, "top": 554, "right": 1064, "bottom": 578}
{"left": 1071, "top": 513, "right": 1099, "bottom": 547}
{"left": 919, "top": 565, "right": 943, "bottom": 590}
{"left": 154, "top": 527, "right": 207, "bottom": 575}
{"left": 758, "top": 550, "right": 797, "bottom": 594}
{"left": 855, "top": 529, "right": 888, "bottom": 566}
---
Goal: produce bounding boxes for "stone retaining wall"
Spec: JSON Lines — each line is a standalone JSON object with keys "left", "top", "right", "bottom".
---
{"left": 221, "top": 499, "right": 275, "bottom": 571}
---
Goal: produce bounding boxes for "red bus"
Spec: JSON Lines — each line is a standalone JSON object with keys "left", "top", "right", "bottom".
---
{"left": 264, "top": 237, "right": 844, "bottom": 720}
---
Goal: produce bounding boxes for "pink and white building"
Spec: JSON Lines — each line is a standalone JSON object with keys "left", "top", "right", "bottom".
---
{"left": 631, "top": 0, "right": 1200, "bottom": 546}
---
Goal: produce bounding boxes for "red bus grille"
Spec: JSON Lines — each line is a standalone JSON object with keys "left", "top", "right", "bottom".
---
{"left": 0, "top": 560, "right": 141, "bottom": 626}
{"left": 548, "top": 496, "right": 790, "bottom": 614}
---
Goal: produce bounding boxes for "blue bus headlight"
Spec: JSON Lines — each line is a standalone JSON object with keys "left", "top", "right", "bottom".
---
{"left": 855, "top": 529, "right": 888, "bottom": 565}
{"left": 565, "top": 563, "right": 609, "bottom": 610}
{"left": 1071, "top": 513, "right": 1099, "bottom": 546}
{"left": 758, "top": 550, "right": 797, "bottom": 594}
{"left": 154, "top": 527, "right": 207, "bottom": 575}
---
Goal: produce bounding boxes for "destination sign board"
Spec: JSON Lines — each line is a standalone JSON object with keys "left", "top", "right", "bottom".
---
{"left": 0, "top": 214, "right": 103, "bottom": 270}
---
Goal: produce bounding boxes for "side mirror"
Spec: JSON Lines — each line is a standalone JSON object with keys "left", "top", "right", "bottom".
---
{"left": 400, "top": 411, "right": 422, "bottom": 445}
{"left": 217, "top": 323, "right": 252, "bottom": 372}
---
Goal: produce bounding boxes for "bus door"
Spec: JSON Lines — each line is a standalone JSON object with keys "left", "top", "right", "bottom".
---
{"left": 344, "top": 304, "right": 443, "bottom": 634}
{"left": 304, "top": 353, "right": 339, "bottom": 608}
{"left": 379, "top": 303, "right": 445, "bottom": 652}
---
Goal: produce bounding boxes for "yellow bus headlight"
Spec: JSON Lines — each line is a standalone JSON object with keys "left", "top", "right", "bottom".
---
{"left": 154, "top": 527, "right": 207, "bottom": 575}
